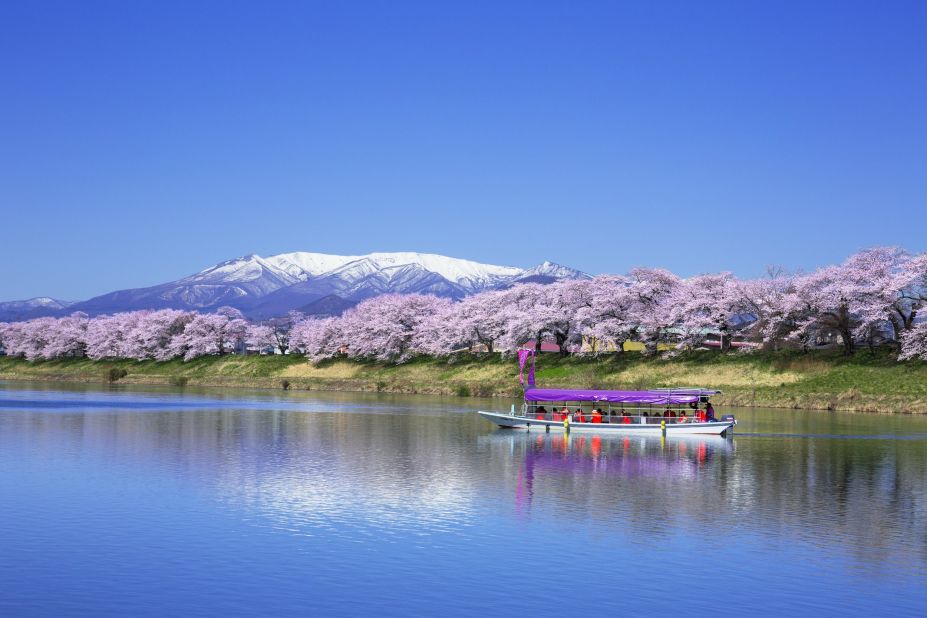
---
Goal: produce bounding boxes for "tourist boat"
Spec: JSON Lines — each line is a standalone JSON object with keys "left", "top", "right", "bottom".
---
{"left": 478, "top": 387, "right": 736, "bottom": 436}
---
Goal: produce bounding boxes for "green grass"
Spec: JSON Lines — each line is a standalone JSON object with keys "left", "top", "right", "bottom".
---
{"left": 1, "top": 349, "right": 925, "bottom": 413}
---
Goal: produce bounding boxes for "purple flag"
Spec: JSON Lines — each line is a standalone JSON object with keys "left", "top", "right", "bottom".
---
{"left": 518, "top": 349, "right": 536, "bottom": 386}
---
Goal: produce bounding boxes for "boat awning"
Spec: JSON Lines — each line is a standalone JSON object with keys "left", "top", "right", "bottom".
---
{"left": 523, "top": 388, "right": 719, "bottom": 405}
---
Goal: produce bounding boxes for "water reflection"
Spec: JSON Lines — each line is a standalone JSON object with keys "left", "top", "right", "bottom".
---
{"left": 476, "top": 427, "right": 927, "bottom": 572}
{"left": 1, "top": 383, "right": 926, "bottom": 616}
{"left": 479, "top": 432, "right": 735, "bottom": 521}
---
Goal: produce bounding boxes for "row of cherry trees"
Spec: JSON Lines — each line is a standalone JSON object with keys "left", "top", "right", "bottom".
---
{"left": 288, "top": 247, "right": 927, "bottom": 361}
{"left": 0, "top": 307, "right": 297, "bottom": 362}
{"left": 2, "top": 247, "right": 926, "bottom": 363}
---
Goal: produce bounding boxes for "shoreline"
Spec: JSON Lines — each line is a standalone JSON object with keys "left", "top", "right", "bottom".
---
{"left": 1, "top": 351, "right": 926, "bottom": 414}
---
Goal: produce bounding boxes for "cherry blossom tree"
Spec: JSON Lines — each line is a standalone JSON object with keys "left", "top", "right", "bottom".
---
{"left": 448, "top": 289, "right": 516, "bottom": 354}
{"left": 85, "top": 313, "right": 136, "bottom": 359}
{"left": 130, "top": 309, "right": 195, "bottom": 360}
{"left": 578, "top": 276, "right": 635, "bottom": 354}
{"left": 899, "top": 322, "right": 927, "bottom": 361}
{"left": 668, "top": 273, "right": 745, "bottom": 350}
{"left": 625, "top": 267, "right": 681, "bottom": 353}
{"left": 15, "top": 317, "right": 59, "bottom": 360}
{"left": 42, "top": 313, "right": 90, "bottom": 359}
{"left": 736, "top": 269, "right": 800, "bottom": 350}
{"left": 335, "top": 294, "right": 453, "bottom": 362}
{"left": 245, "top": 324, "right": 276, "bottom": 354}
{"left": 290, "top": 317, "right": 341, "bottom": 360}
{"left": 262, "top": 311, "right": 304, "bottom": 354}
{"left": 495, "top": 284, "right": 549, "bottom": 353}
{"left": 168, "top": 310, "right": 248, "bottom": 361}
{"left": 412, "top": 301, "right": 462, "bottom": 357}
{"left": 0, "top": 320, "right": 37, "bottom": 359}
{"left": 788, "top": 265, "right": 860, "bottom": 354}
{"left": 782, "top": 249, "right": 927, "bottom": 355}
{"left": 849, "top": 248, "right": 927, "bottom": 346}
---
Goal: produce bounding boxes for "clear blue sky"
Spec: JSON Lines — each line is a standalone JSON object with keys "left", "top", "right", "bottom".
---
{"left": 2, "top": 0, "right": 925, "bottom": 300}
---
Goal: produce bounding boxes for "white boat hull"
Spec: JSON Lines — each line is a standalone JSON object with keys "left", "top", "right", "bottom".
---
{"left": 478, "top": 411, "right": 734, "bottom": 436}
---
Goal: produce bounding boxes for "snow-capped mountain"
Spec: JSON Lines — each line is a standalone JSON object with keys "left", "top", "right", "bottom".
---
{"left": 71, "top": 254, "right": 300, "bottom": 314}
{"left": 0, "top": 297, "right": 75, "bottom": 321}
{"left": 265, "top": 252, "right": 524, "bottom": 290}
{"left": 11, "top": 252, "right": 588, "bottom": 319}
{"left": 505, "top": 261, "right": 589, "bottom": 286}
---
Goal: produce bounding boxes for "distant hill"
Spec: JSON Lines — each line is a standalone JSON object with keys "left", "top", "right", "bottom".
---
{"left": 0, "top": 297, "right": 75, "bottom": 322}
{"left": 2, "top": 252, "right": 588, "bottom": 320}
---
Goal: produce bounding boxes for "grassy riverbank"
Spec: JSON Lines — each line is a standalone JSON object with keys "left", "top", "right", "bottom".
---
{"left": 1, "top": 349, "right": 926, "bottom": 413}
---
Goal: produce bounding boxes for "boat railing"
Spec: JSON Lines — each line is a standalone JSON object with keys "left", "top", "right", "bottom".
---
{"left": 520, "top": 409, "right": 718, "bottom": 425}
{"left": 650, "top": 387, "right": 722, "bottom": 395}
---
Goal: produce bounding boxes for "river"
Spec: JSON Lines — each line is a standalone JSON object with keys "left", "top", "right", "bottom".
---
{"left": 0, "top": 381, "right": 925, "bottom": 616}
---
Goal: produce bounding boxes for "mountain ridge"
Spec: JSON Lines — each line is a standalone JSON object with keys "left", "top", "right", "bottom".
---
{"left": 1, "top": 251, "right": 589, "bottom": 320}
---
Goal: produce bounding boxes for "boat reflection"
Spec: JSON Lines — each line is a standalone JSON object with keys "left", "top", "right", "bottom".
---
{"left": 478, "top": 430, "right": 736, "bottom": 518}
{"left": 478, "top": 430, "right": 733, "bottom": 475}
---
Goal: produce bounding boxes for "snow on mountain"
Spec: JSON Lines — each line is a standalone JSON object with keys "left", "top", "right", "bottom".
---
{"left": 7, "top": 252, "right": 589, "bottom": 319}
{"left": 247, "top": 259, "right": 478, "bottom": 318}
{"left": 68, "top": 254, "right": 301, "bottom": 315}
{"left": 0, "top": 297, "right": 75, "bottom": 321}
{"left": 266, "top": 251, "right": 523, "bottom": 290}
{"left": 265, "top": 252, "right": 358, "bottom": 280}
{"left": 507, "top": 261, "right": 590, "bottom": 285}
{"left": 1, "top": 297, "right": 74, "bottom": 310}
{"left": 180, "top": 254, "right": 299, "bottom": 294}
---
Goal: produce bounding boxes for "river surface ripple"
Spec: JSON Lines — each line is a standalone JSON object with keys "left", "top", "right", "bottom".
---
{"left": 0, "top": 381, "right": 925, "bottom": 617}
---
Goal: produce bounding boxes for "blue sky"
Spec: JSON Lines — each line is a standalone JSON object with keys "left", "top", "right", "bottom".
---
{"left": 2, "top": 0, "right": 925, "bottom": 300}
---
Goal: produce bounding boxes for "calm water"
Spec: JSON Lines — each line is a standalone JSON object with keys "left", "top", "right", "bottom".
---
{"left": 1, "top": 382, "right": 926, "bottom": 617}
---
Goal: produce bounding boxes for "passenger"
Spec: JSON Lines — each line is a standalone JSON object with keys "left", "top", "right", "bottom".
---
{"left": 706, "top": 402, "right": 716, "bottom": 422}
{"left": 591, "top": 409, "right": 602, "bottom": 424}
{"left": 574, "top": 408, "right": 585, "bottom": 423}
{"left": 669, "top": 410, "right": 677, "bottom": 418}
{"left": 536, "top": 405, "right": 547, "bottom": 420}
{"left": 677, "top": 411, "right": 688, "bottom": 424}
{"left": 642, "top": 411, "right": 649, "bottom": 423}
{"left": 695, "top": 409, "right": 705, "bottom": 423}
{"left": 621, "top": 411, "right": 632, "bottom": 425}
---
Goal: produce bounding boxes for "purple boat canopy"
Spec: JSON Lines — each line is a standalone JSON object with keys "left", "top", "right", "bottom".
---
{"left": 523, "top": 388, "right": 720, "bottom": 405}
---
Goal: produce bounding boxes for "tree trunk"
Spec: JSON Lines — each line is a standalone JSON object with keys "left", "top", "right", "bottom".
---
{"left": 888, "top": 314, "right": 904, "bottom": 350}
{"left": 556, "top": 333, "right": 568, "bottom": 356}
{"left": 720, "top": 326, "right": 732, "bottom": 352}
{"left": 840, "top": 327, "right": 855, "bottom": 356}
{"left": 534, "top": 332, "right": 542, "bottom": 353}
